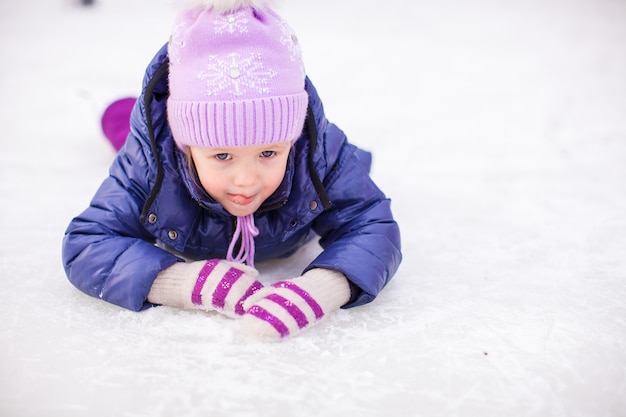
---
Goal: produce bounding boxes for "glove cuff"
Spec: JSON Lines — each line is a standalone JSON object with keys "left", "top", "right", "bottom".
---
{"left": 285, "top": 268, "right": 351, "bottom": 314}
{"left": 148, "top": 259, "right": 262, "bottom": 316}
{"left": 148, "top": 261, "right": 206, "bottom": 309}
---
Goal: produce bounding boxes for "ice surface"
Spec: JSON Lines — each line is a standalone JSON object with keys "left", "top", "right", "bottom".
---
{"left": 1, "top": 0, "right": 625, "bottom": 416}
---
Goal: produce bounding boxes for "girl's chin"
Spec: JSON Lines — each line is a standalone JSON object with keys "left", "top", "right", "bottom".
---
{"left": 228, "top": 209, "right": 255, "bottom": 217}
{"left": 224, "top": 203, "right": 258, "bottom": 217}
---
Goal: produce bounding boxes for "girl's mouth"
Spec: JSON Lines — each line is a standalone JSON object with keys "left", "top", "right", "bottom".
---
{"left": 228, "top": 194, "right": 255, "bottom": 205}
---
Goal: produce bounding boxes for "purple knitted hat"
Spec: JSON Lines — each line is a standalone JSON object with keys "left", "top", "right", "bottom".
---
{"left": 167, "top": 0, "right": 308, "bottom": 150}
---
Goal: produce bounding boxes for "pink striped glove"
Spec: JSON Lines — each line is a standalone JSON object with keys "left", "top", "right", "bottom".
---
{"left": 148, "top": 259, "right": 263, "bottom": 318}
{"left": 241, "top": 268, "right": 351, "bottom": 341}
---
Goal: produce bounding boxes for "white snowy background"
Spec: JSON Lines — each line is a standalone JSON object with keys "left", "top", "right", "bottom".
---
{"left": 1, "top": 0, "right": 625, "bottom": 416}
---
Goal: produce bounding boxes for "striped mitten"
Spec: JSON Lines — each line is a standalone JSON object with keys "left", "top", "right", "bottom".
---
{"left": 241, "top": 268, "right": 351, "bottom": 341}
{"left": 148, "top": 259, "right": 263, "bottom": 318}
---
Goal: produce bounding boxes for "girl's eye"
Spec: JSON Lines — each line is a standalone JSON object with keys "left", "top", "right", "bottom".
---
{"left": 260, "top": 150, "right": 276, "bottom": 158}
{"left": 215, "top": 153, "right": 231, "bottom": 161}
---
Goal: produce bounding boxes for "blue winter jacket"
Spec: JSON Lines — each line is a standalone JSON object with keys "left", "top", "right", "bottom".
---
{"left": 62, "top": 44, "right": 402, "bottom": 312}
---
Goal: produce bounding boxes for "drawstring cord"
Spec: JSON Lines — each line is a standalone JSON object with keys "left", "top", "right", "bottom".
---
{"left": 227, "top": 214, "right": 259, "bottom": 267}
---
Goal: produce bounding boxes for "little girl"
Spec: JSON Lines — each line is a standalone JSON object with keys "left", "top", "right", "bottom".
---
{"left": 62, "top": 0, "right": 402, "bottom": 341}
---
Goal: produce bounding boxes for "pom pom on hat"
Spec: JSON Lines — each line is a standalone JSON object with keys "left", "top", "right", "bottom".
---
{"left": 167, "top": 0, "right": 308, "bottom": 149}
{"left": 180, "top": 0, "right": 272, "bottom": 14}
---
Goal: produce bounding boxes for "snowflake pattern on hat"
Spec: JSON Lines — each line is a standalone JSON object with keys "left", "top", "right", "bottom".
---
{"left": 277, "top": 18, "right": 305, "bottom": 76}
{"left": 169, "top": 20, "right": 187, "bottom": 65}
{"left": 197, "top": 52, "right": 278, "bottom": 97}
{"left": 277, "top": 19, "right": 301, "bottom": 61}
{"left": 214, "top": 11, "right": 249, "bottom": 34}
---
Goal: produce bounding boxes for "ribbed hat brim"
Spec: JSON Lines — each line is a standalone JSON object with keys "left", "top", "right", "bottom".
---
{"left": 168, "top": 92, "right": 309, "bottom": 149}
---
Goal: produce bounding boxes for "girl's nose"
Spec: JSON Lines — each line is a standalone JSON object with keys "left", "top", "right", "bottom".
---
{"left": 233, "top": 164, "right": 258, "bottom": 187}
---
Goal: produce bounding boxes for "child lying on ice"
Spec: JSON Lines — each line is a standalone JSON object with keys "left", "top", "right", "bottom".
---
{"left": 62, "top": 0, "right": 402, "bottom": 341}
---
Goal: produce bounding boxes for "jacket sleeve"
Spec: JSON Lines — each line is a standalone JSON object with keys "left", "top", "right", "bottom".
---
{"left": 62, "top": 132, "right": 179, "bottom": 311}
{"left": 307, "top": 125, "right": 402, "bottom": 308}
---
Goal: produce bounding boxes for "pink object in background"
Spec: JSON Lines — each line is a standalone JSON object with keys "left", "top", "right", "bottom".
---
{"left": 100, "top": 97, "right": 136, "bottom": 151}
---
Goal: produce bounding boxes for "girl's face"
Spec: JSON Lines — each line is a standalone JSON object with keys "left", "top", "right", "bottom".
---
{"left": 189, "top": 142, "right": 292, "bottom": 217}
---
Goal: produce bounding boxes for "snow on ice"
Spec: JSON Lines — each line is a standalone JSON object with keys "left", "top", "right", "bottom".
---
{"left": 1, "top": 0, "right": 625, "bottom": 416}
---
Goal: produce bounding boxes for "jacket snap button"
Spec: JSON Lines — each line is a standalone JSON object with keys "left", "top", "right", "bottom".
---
{"left": 168, "top": 230, "right": 178, "bottom": 240}
{"left": 148, "top": 213, "right": 157, "bottom": 224}
{"left": 290, "top": 220, "right": 297, "bottom": 227}
{"left": 309, "top": 201, "right": 318, "bottom": 210}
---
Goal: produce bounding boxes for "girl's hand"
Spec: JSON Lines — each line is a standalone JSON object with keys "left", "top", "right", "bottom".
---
{"left": 148, "top": 259, "right": 263, "bottom": 318}
{"left": 241, "top": 269, "right": 351, "bottom": 341}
